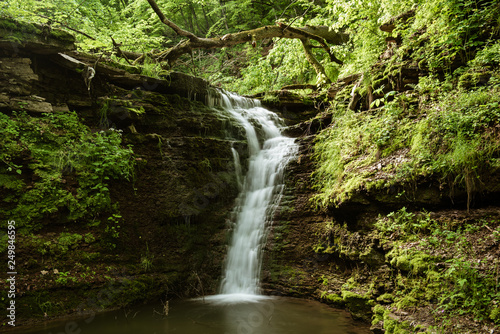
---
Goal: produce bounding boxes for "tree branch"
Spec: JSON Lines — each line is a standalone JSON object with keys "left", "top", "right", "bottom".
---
{"left": 145, "top": 0, "right": 199, "bottom": 41}
{"left": 145, "top": 0, "right": 348, "bottom": 78}
{"left": 301, "top": 39, "right": 330, "bottom": 84}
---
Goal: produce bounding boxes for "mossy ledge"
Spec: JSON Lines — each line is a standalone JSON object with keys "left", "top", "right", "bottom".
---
{"left": 0, "top": 17, "right": 76, "bottom": 54}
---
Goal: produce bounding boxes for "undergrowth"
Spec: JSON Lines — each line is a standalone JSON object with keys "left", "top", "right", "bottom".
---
{"left": 375, "top": 209, "right": 500, "bottom": 329}
{"left": 0, "top": 110, "right": 135, "bottom": 233}
{"left": 313, "top": 70, "right": 500, "bottom": 208}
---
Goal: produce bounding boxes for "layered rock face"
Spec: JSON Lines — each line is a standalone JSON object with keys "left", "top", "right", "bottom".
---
{"left": 0, "top": 18, "right": 248, "bottom": 322}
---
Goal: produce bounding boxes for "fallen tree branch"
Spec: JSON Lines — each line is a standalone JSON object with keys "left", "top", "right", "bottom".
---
{"left": 145, "top": 0, "right": 348, "bottom": 80}
{"left": 281, "top": 84, "right": 318, "bottom": 91}
{"left": 111, "top": 36, "right": 132, "bottom": 65}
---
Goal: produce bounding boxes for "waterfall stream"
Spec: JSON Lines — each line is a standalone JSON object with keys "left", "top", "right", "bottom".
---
{"left": 18, "top": 90, "right": 370, "bottom": 334}
{"left": 207, "top": 91, "right": 298, "bottom": 303}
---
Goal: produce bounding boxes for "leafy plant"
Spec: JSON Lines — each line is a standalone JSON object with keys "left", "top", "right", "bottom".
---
{"left": 57, "top": 233, "right": 83, "bottom": 254}
{"left": 54, "top": 271, "right": 71, "bottom": 285}
{"left": 104, "top": 213, "right": 122, "bottom": 249}
{"left": 437, "top": 258, "right": 499, "bottom": 321}
{"left": 0, "top": 111, "right": 135, "bottom": 232}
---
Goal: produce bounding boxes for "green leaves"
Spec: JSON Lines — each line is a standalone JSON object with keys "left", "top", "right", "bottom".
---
{"left": 0, "top": 111, "right": 135, "bottom": 232}
{"left": 438, "top": 257, "right": 499, "bottom": 321}
{"left": 409, "top": 0, "right": 500, "bottom": 72}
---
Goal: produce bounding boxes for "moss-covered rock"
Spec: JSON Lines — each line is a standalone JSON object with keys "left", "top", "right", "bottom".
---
{"left": 457, "top": 70, "right": 492, "bottom": 90}
{"left": 0, "top": 17, "right": 75, "bottom": 53}
{"left": 341, "top": 290, "right": 375, "bottom": 321}
{"left": 387, "top": 248, "right": 433, "bottom": 275}
{"left": 376, "top": 293, "right": 394, "bottom": 304}
{"left": 320, "top": 292, "right": 345, "bottom": 307}
{"left": 490, "top": 306, "right": 500, "bottom": 323}
{"left": 359, "top": 247, "right": 385, "bottom": 266}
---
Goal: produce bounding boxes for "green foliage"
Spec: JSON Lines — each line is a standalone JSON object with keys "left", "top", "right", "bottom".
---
{"left": 313, "top": 70, "right": 500, "bottom": 207}
{"left": 312, "top": 102, "right": 415, "bottom": 206}
{"left": 0, "top": 111, "right": 135, "bottom": 232}
{"left": 83, "top": 233, "right": 96, "bottom": 244}
{"left": 225, "top": 40, "right": 316, "bottom": 94}
{"left": 395, "top": 0, "right": 500, "bottom": 74}
{"left": 54, "top": 271, "right": 77, "bottom": 285}
{"left": 103, "top": 213, "right": 122, "bottom": 249}
{"left": 3, "top": 0, "right": 499, "bottom": 95}
{"left": 438, "top": 257, "right": 499, "bottom": 321}
{"left": 1, "top": 0, "right": 167, "bottom": 55}
{"left": 320, "top": 291, "right": 345, "bottom": 306}
{"left": 409, "top": 85, "right": 500, "bottom": 203}
{"left": 57, "top": 233, "right": 83, "bottom": 251}
{"left": 375, "top": 207, "right": 436, "bottom": 239}
{"left": 28, "top": 232, "right": 86, "bottom": 257}
{"left": 373, "top": 210, "right": 500, "bottom": 326}
{"left": 324, "top": 0, "right": 389, "bottom": 76}
{"left": 470, "top": 40, "right": 500, "bottom": 67}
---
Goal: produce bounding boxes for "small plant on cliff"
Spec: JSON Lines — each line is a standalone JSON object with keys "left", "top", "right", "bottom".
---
{"left": 54, "top": 271, "right": 71, "bottom": 285}
{"left": 103, "top": 213, "right": 122, "bottom": 249}
{"left": 141, "top": 243, "right": 154, "bottom": 272}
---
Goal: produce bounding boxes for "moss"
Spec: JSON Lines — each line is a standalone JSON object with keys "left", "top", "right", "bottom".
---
{"left": 321, "top": 292, "right": 345, "bottom": 307}
{"left": 408, "top": 253, "right": 432, "bottom": 275}
{"left": 384, "top": 318, "right": 411, "bottom": 334}
{"left": 0, "top": 17, "right": 75, "bottom": 44}
{"left": 422, "top": 270, "right": 442, "bottom": 302}
{"left": 371, "top": 304, "right": 414, "bottom": 334}
{"left": 387, "top": 248, "right": 433, "bottom": 275}
{"left": 48, "top": 28, "right": 76, "bottom": 43}
{"left": 341, "top": 290, "right": 375, "bottom": 320}
{"left": 490, "top": 306, "right": 500, "bottom": 323}
{"left": 376, "top": 293, "right": 394, "bottom": 304}
{"left": 458, "top": 71, "right": 491, "bottom": 90}
{"left": 0, "top": 173, "right": 25, "bottom": 191}
{"left": 394, "top": 295, "right": 418, "bottom": 308}
{"left": 388, "top": 250, "right": 410, "bottom": 272}
{"left": 0, "top": 17, "right": 38, "bottom": 34}
{"left": 371, "top": 304, "right": 386, "bottom": 326}
{"left": 100, "top": 58, "right": 142, "bottom": 75}
{"left": 359, "top": 247, "right": 385, "bottom": 266}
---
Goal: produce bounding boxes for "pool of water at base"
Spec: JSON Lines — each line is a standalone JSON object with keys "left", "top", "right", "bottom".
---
{"left": 12, "top": 297, "right": 371, "bottom": 334}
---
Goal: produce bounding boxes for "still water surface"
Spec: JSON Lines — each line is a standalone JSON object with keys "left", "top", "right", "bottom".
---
{"left": 16, "top": 297, "right": 370, "bottom": 334}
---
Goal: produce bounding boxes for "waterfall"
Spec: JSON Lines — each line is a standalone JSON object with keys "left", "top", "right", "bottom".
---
{"left": 207, "top": 91, "right": 298, "bottom": 303}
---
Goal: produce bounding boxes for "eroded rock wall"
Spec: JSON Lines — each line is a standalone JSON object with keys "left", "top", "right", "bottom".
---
{"left": 0, "top": 19, "right": 246, "bottom": 325}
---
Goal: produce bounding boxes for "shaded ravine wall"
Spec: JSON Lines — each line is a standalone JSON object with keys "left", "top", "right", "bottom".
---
{"left": 0, "top": 20, "right": 251, "bottom": 325}
{"left": 260, "top": 14, "right": 500, "bottom": 332}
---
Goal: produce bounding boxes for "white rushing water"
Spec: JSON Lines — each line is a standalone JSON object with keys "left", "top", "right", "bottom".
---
{"left": 206, "top": 91, "right": 298, "bottom": 303}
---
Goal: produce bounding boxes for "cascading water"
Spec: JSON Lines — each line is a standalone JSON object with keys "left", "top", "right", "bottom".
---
{"left": 22, "top": 90, "right": 370, "bottom": 334}
{"left": 207, "top": 91, "right": 298, "bottom": 303}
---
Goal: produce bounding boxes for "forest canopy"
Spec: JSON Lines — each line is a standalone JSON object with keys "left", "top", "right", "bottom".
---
{"left": 1, "top": 0, "right": 499, "bottom": 94}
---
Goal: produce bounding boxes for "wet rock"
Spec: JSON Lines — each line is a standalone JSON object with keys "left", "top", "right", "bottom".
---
{"left": 359, "top": 247, "right": 385, "bottom": 267}
{"left": 10, "top": 96, "right": 53, "bottom": 113}
{"left": 370, "top": 321, "right": 385, "bottom": 334}
{"left": 0, "top": 57, "right": 38, "bottom": 96}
